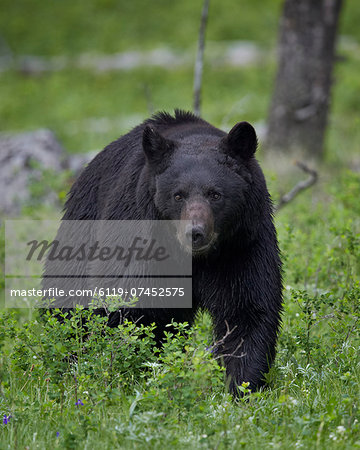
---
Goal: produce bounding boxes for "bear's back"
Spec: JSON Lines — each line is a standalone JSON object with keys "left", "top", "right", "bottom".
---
{"left": 63, "top": 122, "right": 145, "bottom": 219}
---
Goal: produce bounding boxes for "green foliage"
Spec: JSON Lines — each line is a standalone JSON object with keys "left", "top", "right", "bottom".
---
{"left": 0, "top": 308, "right": 227, "bottom": 448}
{"left": 26, "top": 163, "right": 73, "bottom": 210}
{"left": 141, "top": 321, "right": 225, "bottom": 419}
{"left": 1, "top": 171, "right": 360, "bottom": 448}
{"left": 2, "top": 307, "right": 157, "bottom": 393}
{"left": 0, "top": 0, "right": 283, "bottom": 56}
{"left": 1, "top": 0, "right": 360, "bottom": 447}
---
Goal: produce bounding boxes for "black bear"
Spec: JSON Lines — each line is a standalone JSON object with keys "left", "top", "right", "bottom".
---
{"left": 57, "top": 110, "right": 283, "bottom": 396}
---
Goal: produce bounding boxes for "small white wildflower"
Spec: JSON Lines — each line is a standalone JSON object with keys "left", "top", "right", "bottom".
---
{"left": 336, "top": 425, "right": 346, "bottom": 434}
{"left": 329, "top": 432, "right": 337, "bottom": 441}
{"left": 296, "top": 313, "right": 300, "bottom": 317}
{"left": 201, "top": 435, "right": 207, "bottom": 438}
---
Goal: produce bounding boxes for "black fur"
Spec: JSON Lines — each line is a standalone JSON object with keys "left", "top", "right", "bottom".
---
{"left": 58, "top": 110, "right": 283, "bottom": 396}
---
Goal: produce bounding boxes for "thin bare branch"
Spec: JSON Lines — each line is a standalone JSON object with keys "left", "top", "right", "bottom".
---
{"left": 345, "top": 318, "right": 359, "bottom": 343}
{"left": 209, "top": 321, "right": 246, "bottom": 360}
{"left": 275, "top": 160, "right": 318, "bottom": 212}
{"left": 215, "top": 320, "right": 237, "bottom": 347}
{"left": 193, "top": 0, "right": 210, "bottom": 117}
{"left": 214, "top": 338, "right": 246, "bottom": 360}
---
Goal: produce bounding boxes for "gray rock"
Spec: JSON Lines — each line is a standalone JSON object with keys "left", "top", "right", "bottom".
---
{"left": 0, "top": 128, "right": 101, "bottom": 215}
{"left": 0, "top": 129, "right": 66, "bottom": 215}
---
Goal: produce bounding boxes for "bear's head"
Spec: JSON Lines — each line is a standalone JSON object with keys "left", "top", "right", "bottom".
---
{"left": 142, "top": 121, "right": 267, "bottom": 256}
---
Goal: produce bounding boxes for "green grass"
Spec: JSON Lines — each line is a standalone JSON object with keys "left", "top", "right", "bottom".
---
{"left": 1, "top": 174, "right": 360, "bottom": 448}
{"left": 0, "top": 0, "right": 283, "bottom": 56}
{"left": 0, "top": 63, "right": 275, "bottom": 152}
{"left": 1, "top": 0, "right": 360, "bottom": 448}
{"left": 1, "top": 55, "right": 358, "bottom": 164}
{"left": 2, "top": 0, "right": 359, "bottom": 56}
{"left": 0, "top": 0, "right": 359, "bottom": 161}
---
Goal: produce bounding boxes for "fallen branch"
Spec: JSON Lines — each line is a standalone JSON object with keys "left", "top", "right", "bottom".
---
{"left": 193, "top": 0, "right": 210, "bottom": 117}
{"left": 214, "top": 339, "right": 246, "bottom": 360}
{"left": 209, "top": 320, "right": 246, "bottom": 360}
{"left": 275, "top": 161, "right": 318, "bottom": 212}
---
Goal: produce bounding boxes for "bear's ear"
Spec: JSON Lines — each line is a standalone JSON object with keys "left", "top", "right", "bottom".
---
{"left": 223, "top": 121, "right": 258, "bottom": 160}
{"left": 142, "top": 126, "right": 175, "bottom": 169}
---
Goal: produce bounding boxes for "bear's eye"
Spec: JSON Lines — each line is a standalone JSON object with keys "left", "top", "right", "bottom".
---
{"left": 209, "top": 191, "right": 221, "bottom": 201}
{"left": 174, "top": 193, "right": 183, "bottom": 202}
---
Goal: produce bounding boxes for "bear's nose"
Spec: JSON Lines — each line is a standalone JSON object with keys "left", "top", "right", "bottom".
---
{"left": 185, "top": 224, "right": 205, "bottom": 247}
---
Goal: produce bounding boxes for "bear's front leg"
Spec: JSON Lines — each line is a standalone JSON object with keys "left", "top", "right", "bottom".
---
{"left": 214, "top": 314, "right": 280, "bottom": 396}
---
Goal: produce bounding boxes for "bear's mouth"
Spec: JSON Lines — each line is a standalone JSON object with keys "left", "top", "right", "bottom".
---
{"left": 178, "top": 232, "right": 218, "bottom": 256}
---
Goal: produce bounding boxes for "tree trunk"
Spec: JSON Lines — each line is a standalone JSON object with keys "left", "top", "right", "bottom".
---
{"left": 265, "top": 0, "right": 343, "bottom": 158}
